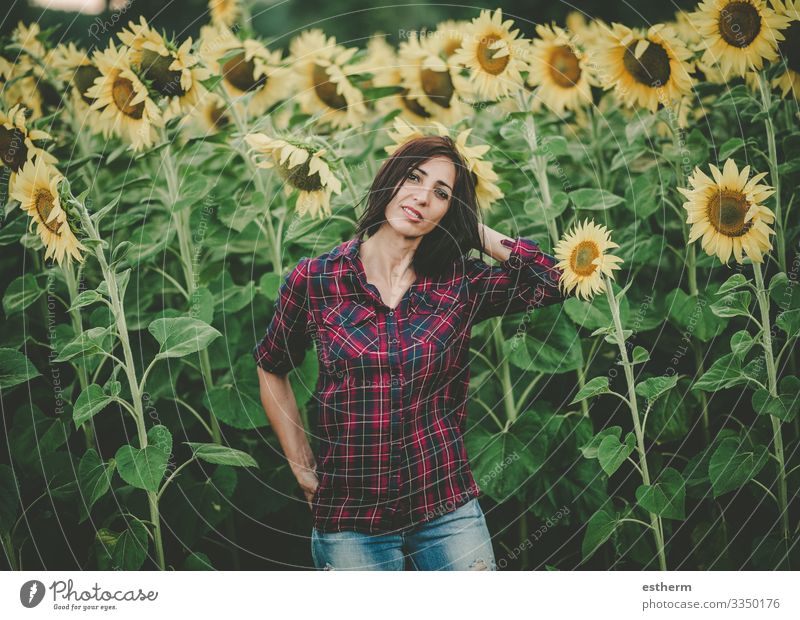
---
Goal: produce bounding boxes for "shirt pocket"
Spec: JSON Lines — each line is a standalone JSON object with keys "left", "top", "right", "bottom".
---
{"left": 319, "top": 299, "right": 379, "bottom": 365}
{"left": 408, "top": 288, "right": 466, "bottom": 348}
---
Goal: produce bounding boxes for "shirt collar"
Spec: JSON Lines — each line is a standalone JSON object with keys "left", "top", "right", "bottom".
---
{"left": 329, "top": 237, "right": 362, "bottom": 264}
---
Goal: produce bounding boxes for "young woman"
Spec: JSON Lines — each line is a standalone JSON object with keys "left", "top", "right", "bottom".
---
{"left": 254, "top": 135, "right": 566, "bottom": 570}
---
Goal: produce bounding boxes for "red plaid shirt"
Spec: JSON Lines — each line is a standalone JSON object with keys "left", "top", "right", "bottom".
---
{"left": 254, "top": 235, "right": 565, "bottom": 533}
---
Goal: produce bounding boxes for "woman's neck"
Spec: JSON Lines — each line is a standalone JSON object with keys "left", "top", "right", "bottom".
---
{"left": 360, "top": 227, "right": 421, "bottom": 285}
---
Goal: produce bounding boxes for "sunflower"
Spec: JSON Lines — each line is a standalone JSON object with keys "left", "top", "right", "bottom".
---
{"left": 199, "top": 24, "right": 286, "bottom": 117}
{"left": 678, "top": 159, "right": 776, "bottom": 264}
{"left": 245, "top": 132, "right": 342, "bottom": 219}
{"left": 85, "top": 41, "right": 162, "bottom": 151}
{"left": 434, "top": 20, "right": 468, "bottom": 58}
{"left": 209, "top": 0, "right": 241, "bottom": 27}
{"left": 50, "top": 42, "right": 101, "bottom": 112}
{"left": 671, "top": 9, "right": 703, "bottom": 47}
{"left": 594, "top": 23, "right": 694, "bottom": 112}
{"left": 398, "top": 32, "right": 472, "bottom": 124}
{"left": 527, "top": 24, "right": 594, "bottom": 114}
{"left": 289, "top": 29, "right": 367, "bottom": 129}
{"left": 183, "top": 91, "right": 231, "bottom": 135}
{"left": 350, "top": 35, "right": 429, "bottom": 123}
{"left": 553, "top": 219, "right": 624, "bottom": 301}
{"left": 693, "top": 0, "right": 791, "bottom": 78}
{"left": 119, "top": 18, "right": 211, "bottom": 120}
{"left": 11, "top": 159, "right": 85, "bottom": 265}
{"left": 564, "top": 11, "right": 611, "bottom": 51}
{"left": 771, "top": 0, "right": 800, "bottom": 99}
{"left": 0, "top": 104, "right": 56, "bottom": 194}
{"left": 384, "top": 117, "right": 503, "bottom": 210}
{"left": 451, "top": 8, "right": 530, "bottom": 101}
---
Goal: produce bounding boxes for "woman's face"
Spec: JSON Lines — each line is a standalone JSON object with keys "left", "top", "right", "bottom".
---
{"left": 384, "top": 156, "right": 456, "bottom": 237}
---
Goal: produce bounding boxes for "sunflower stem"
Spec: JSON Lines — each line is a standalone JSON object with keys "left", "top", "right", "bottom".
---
{"left": 752, "top": 261, "right": 791, "bottom": 559}
{"left": 160, "top": 141, "right": 223, "bottom": 444}
{"left": 61, "top": 261, "right": 96, "bottom": 452}
{"left": 492, "top": 319, "right": 517, "bottom": 424}
{"left": 604, "top": 275, "right": 667, "bottom": 571}
{"left": 516, "top": 89, "right": 559, "bottom": 245}
{"left": 757, "top": 72, "right": 787, "bottom": 275}
{"left": 692, "top": 342, "right": 711, "bottom": 445}
{"left": 76, "top": 198, "right": 166, "bottom": 571}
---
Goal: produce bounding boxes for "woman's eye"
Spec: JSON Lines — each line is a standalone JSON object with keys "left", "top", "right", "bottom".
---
{"left": 436, "top": 189, "right": 449, "bottom": 200}
{"left": 407, "top": 171, "right": 419, "bottom": 182}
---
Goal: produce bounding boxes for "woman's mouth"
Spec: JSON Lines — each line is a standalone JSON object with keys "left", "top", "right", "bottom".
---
{"left": 401, "top": 205, "right": 423, "bottom": 223}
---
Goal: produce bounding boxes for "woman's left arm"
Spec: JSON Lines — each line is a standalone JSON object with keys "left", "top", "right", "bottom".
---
{"left": 467, "top": 223, "right": 566, "bottom": 323}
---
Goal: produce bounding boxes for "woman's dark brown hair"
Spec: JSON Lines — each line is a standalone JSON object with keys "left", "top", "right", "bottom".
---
{"left": 354, "top": 135, "right": 484, "bottom": 278}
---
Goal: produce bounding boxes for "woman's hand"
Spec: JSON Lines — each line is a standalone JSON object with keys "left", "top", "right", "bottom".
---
{"left": 293, "top": 463, "right": 319, "bottom": 510}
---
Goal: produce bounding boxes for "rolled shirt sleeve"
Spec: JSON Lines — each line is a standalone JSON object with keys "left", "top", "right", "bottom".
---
{"left": 253, "top": 257, "right": 313, "bottom": 375}
{"left": 466, "top": 236, "right": 565, "bottom": 324}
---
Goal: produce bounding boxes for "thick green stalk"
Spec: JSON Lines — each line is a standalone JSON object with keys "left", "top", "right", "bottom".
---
{"left": 161, "top": 146, "right": 223, "bottom": 444}
{"left": 215, "top": 84, "right": 283, "bottom": 272}
{"left": 61, "top": 263, "right": 96, "bottom": 450}
{"left": 757, "top": 73, "right": 787, "bottom": 274}
{"left": 752, "top": 262, "right": 791, "bottom": 555}
{"left": 515, "top": 90, "right": 559, "bottom": 245}
{"left": 604, "top": 277, "right": 667, "bottom": 570}
{"left": 78, "top": 207, "right": 166, "bottom": 570}
{"left": 492, "top": 319, "right": 517, "bottom": 424}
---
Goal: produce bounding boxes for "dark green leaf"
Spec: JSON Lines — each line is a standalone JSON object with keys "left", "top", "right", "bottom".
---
{"left": 148, "top": 317, "right": 221, "bottom": 359}
{"left": 73, "top": 384, "right": 113, "bottom": 428}
{"left": 203, "top": 384, "right": 268, "bottom": 430}
{"left": 598, "top": 432, "right": 635, "bottom": 476}
{"left": 186, "top": 442, "right": 259, "bottom": 468}
{"left": 111, "top": 518, "right": 148, "bottom": 570}
{"left": 570, "top": 376, "right": 610, "bottom": 405}
{"left": 582, "top": 509, "right": 618, "bottom": 561}
{"left": 78, "top": 449, "right": 116, "bottom": 523}
{"left": 3, "top": 274, "right": 43, "bottom": 314}
{"left": 635, "top": 467, "right": 686, "bottom": 519}
{"left": 636, "top": 374, "right": 681, "bottom": 402}
{"left": 0, "top": 348, "right": 40, "bottom": 389}
{"left": 709, "top": 437, "right": 769, "bottom": 497}
{"left": 569, "top": 188, "right": 624, "bottom": 211}
{"left": 115, "top": 425, "right": 172, "bottom": 492}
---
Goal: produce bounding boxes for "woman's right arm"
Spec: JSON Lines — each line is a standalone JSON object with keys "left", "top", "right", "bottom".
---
{"left": 257, "top": 367, "right": 318, "bottom": 508}
{"left": 252, "top": 257, "right": 317, "bottom": 508}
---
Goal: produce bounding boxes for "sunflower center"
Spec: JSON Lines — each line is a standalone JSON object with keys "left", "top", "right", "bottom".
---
{"left": 222, "top": 52, "right": 266, "bottom": 93}
{"left": 111, "top": 76, "right": 145, "bottom": 119}
{"left": 207, "top": 101, "right": 230, "bottom": 130}
{"left": 0, "top": 126, "right": 29, "bottom": 171}
{"left": 548, "top": 45, "right": 582, "bottom": 88}
{"left": 569, "top": 241, "right": 600, "bottom": 277}
{"left": 623, "top": 40, "right": 671, "bottom": 87}
{"left": 420, "top": 68, "right": 454, "bottom": 108}
{"left": 779, "top": 20, "right": 800, "bottom": 72}
{"left": 312, "top": 63, "right": 348, "bottom": 111}
{"left": 140, "top": 49, "right": 186, "bottom": 97}
{"left": 401, "top": 90, "right": 432, "bottom": 118}
{"left": 34, "top": 189, "right": 61, "bottom": 234}
{"left": 277, "top": 151, "right": 324, "bottom": 192}
{"left": 707, "top": 189, "right": 754, "bottom": 237}
{"left": 477, "top": 34, "right": 510, "bottom": 76}
{"left": 73, "top": 64, "right": 101, "bottom": 104}
{"left": 717, "top": 1, "right": 762, "bottom": 48}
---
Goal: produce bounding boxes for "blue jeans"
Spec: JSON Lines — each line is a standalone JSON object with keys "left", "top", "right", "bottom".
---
{"left": 311, "top": 498, "right": 497, "bottom": 570}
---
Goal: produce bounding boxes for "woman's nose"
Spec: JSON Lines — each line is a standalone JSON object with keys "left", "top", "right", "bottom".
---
{"left": 411, "top": 186, "right": 431, "bottom": 205}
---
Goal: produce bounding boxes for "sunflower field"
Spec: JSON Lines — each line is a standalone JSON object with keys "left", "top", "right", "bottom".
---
{"left": 0, "top": 0, "right": 799, "bottom": 571}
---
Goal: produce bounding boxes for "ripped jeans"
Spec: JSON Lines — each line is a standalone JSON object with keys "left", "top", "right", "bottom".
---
{"left": 311, "top": 498, "right": 497, "bottom": 570}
